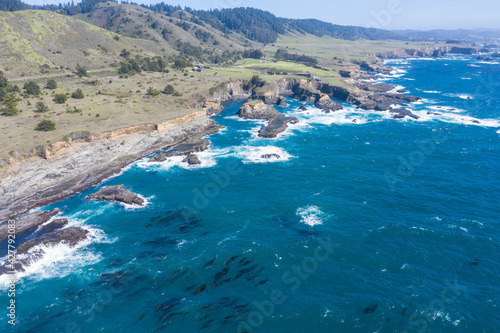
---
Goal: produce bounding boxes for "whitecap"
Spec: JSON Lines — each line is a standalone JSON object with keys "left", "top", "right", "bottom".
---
{"left": 422, "top": 90, "right": 441, "bottom": 94}
{"left": 296, "top": 205, "right": 326, "bottom": 226}
{"left": 235, "top": 145, "right": 293, "bottom": 164}
{"left": 0, "top": 225, "right": 109, "bottom": 288}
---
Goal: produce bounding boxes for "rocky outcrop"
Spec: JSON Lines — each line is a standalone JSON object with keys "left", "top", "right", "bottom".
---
{"left": 238, "top": 101, "right": 283, "bottom": 120}
{"left": 210, "top": 81, "right": 252, "bottom": 103}
{"left": 149, "top": 138, "right": 210, "bottom": 162}
{"left": 492, "top": 52, "right": 500, "bottom": 58}
{"left": 183, "top": 154, "right": 202, "bottom": 165}
{"left": 261, "top": 154, "right": 281, "bottom": 159}
{"left": 378, "top": 45, "right": 482, "bottom": 59}
{"left": 276, "top": 96, "right": 289, "bottom": 108}
{"left": 0, "top": 222, "right": 89, "bottom": 276}
{"left": 315, "top": 94, "right": 343, "bottom": 113}
{"left": 259, "top": 116, "right": 299, "bottom": 138}
{"left": 0, "top": 210, "right": 90, "bottom": 276}
{"left": 0, "top": 209, "right": 60, "bottom": 242}
{"left": 86, "top": 185, "right": 144, "bottom": 206}
{"left": 17, "top": 225, "right": 88, "bottom": 254}
{"left": 391, "top": 108, "right": 419, "bottom": 119}
{"left": 237, "top": 101, "right": 299, "bottom": 138}
{"left": 203, "top": 101, "right": 224, "bottom": 116}
{"left": 292, "top": 84, "right": 343, "bottom": 113}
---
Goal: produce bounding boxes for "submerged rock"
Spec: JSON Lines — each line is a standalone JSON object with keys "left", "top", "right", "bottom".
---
{"left": 183, "top": 154, "right": 202, "bottom": 165}
{"left": 86, "top": 185, "right": 144, "bottom": 206}
{"left": 298, "top": 105, "right": 308, "bottom": 111}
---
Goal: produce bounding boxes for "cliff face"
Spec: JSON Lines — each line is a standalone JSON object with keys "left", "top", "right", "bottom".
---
{"left": 378, "top": 45, "right": 482, "bottom": 59}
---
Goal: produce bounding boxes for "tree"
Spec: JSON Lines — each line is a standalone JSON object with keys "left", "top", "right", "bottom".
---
{"left": 75, "top": 64, "right": 89, "bottom": 77}
{"left": 54, "top": 93, "right": 68, "bottom": 104}
{"left": 146, "top": 87, "right": 160, "bottom": 96}
{"left": 45, "top": 79, "right": 57, "bottom": 90}
{"left": 251, "top": 75, "right": 261, "bottom": 86}
{"left": 120, "top": 49, "right": 131, "bottom": 58}
{"left": 35, "top": 119, "right": 56, "bottom": 131}
{"left": 163, "top": 84, "right": 175, "bottom": 94}
{"left": 35, "top": 101, "right": 49, "bottom": 113}
{"left": 71, "top": 89, "right": 85, "bottom": 99}
{"left": 1, "top": 93, "right": 19, "bottom": 116}
{"left": 172, "top": 59, "right": 189, "bottom": 70}
{"left": 23, "top": 81, "right": 41, "bottom": 95}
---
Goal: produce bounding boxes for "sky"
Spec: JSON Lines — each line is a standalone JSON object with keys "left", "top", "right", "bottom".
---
{"left": 22, "top": 0, "right": 500, "bottom": 31}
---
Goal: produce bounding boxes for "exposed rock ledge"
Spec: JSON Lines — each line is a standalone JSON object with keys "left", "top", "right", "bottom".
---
{"left": 0, "top": 209, "right": 89, "bottom": 276}
{"left": 0, "top": 111, "right": 219, "bottom": 222}
{"left": 86, "top": 185, "right": 144, "bottom": 206}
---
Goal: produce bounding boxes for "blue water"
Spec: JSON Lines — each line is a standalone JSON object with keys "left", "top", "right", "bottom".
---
{"left": 1, "top": 54, "right": 500, "bottom": 333}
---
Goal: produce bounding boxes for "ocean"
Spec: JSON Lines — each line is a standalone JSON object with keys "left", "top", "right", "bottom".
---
{"left": 1, "top": 53, "right": 499, "bottom": 332}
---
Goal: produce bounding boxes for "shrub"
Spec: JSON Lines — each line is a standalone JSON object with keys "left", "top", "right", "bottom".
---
{"left": 35, "top": 120, "right": 56, "bottom": 131}
{"left": 66, "top": 106, "right": 82, "bottom": 113}
{"left": 45, "top": 79, "right": 57, "bottom": 90}
{"left": 163, "top": 84, "right": 175, "bottom": 94}
{"left": 146, "top": 87, "right": 160, "bottom": 96}
{"left": 54, "top": 93, "right": 67, "bottom": 104}
{"left": 35, "top": 101, "right": 49, "bottom": 113}
{"left": 23, "top": 81, "right": 41, "bottom": 95}
{"left": 75, "top": 64, "right": 89, "bottom": 77}
{"left": 71, "top": 89, "right": 85, "bottom": 99}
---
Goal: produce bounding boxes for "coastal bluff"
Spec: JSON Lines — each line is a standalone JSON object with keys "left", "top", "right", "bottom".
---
{"left": 0, "top": 111, "right": 218, "bottom": 222}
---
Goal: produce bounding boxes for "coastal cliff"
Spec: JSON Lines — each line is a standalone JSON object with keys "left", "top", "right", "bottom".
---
{"left": 0, "top": 112, "right": 218, "bottom": 222}
{"left": 377, "top": 45, "right": 485, "bottom": 59}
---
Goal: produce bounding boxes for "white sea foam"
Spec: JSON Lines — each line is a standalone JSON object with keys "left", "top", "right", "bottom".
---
{"left": 427, "top": 105, "right": 464, "bottom": 113}
{"left": 296, "top": 205, "right": 327, "bottom": 226}
{"left": 387, "top": 84, "right": 406, "bottom": 94}
{"left": 0, "top": 225, "right": 109, "bottom": 288}
{"left": 422, "top": 90, "right": 441, "bottom": 94}
{"left": 136, "top": 146, "right": 231, "bottom": 171}
{"left": 235, "top": 145, "right": 292, "bottom": 164}
{"left": 287, "top": 105, "right": 371, "bottom": 127}
{"left": 443, "top": 93, "right": 474, "bottom": 100}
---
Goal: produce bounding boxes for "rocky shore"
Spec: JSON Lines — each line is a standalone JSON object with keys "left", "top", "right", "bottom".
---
{"left": 1, "top": 45, "right": 480, "bottom": 225}
{"left": 0, "top": 111, "right": 220, "bottom": 222}
{"left": 0, "top": 209, "right": 89, "bottom": 276}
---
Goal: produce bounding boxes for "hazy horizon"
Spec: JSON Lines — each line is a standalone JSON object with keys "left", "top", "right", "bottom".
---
{"left": 21, "top": 0, "right": 500, "bottom": 31}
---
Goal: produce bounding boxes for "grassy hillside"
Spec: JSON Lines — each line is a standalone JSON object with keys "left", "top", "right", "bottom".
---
{"left": 75, "top": 2, "right": 252, "bottom": 62}
{"left": 0, "top": 10, "right": 166, "bottom": 78}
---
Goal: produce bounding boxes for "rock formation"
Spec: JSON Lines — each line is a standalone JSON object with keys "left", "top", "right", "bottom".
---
{"left": 86, "top": 185, "right": 144, "bottom": 206}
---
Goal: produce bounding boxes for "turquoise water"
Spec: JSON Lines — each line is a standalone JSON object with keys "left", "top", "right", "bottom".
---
{"left": 1, "top": 54, "right": 499, "bottom": 332}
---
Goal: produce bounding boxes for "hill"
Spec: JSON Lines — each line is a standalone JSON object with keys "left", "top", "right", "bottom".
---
{"left": 0, "top": 9, "right": 167, "bottom": 78}
{"left": 74, "top": 2, "right": 250, "bottom": 63}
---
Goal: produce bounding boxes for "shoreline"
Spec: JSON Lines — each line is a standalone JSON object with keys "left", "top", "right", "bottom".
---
{"left": 0, "top": 111, "right": 222, "bottom": 223}
{"left": 1, "top": 48, "right": 481, "bottom": 223}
